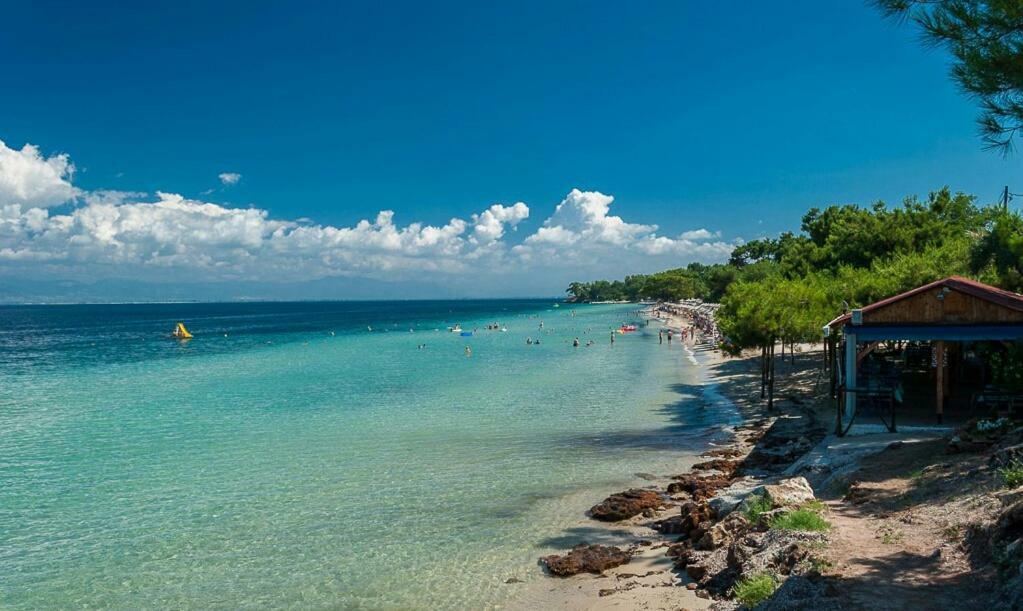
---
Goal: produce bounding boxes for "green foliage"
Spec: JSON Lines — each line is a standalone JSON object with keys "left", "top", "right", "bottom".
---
{"left": 770, "top": 509, "right": 832, "bottom": 532}
{"left": 743, "top": 494, "right": 774, "bottom": 522}
{"left": 876, "top": 0, "right": 1023, "bottom": 152}
{"left": 731, "top": 572, "right": 778, "bottom": 608}
{"left": 565, "top": 263, "right": 737, "bottom": 303}
{"left": 568, "top": 186, "right": 1023, "bottom": 355}
{"left": 976, "top": 344, "right": 1023, "bottom": 393}
{"left": 999, "top": 460, "right": 1023, "bottom": 489}
{"left": 971, "top": 211, "right": 1023, "bottom": 292}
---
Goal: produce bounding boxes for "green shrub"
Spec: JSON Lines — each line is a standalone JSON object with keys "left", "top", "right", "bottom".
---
{"left": 731, "top": 572, "right": 778, "bottom": 608}
{"left": 999, "top": 460, "right": 1023, "bottom": 488}
{"left": 770, "top": 509, "right": 831, "bottom": 532}
{"left": 743, "top": 494, "right": 774, "bottom": 521}
{"left": 800, "top": 499, "right": 827, "bottom": 512}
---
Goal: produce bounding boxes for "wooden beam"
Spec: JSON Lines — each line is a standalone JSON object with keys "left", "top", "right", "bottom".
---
{"left": 856, "top": 341, "right": 880, "bottom": 366}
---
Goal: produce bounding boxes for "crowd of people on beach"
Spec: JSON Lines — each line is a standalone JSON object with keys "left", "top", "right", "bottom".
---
{"left": 647, "top": 299, "right": 722, "bottom": 346}
{"left": 399, "top": 301, "right": 722, "bottom": 357}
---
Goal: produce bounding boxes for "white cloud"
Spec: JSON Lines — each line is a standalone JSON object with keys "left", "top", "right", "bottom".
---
{"left": 471, "top": 202, "right": 529, "bottom": 244}
{"left": 679, "top": 228, "right": 719, "bottom": 241}
{"left": 513, "top": 189, "right": 736, "bottom": 268}
{"left": 0, "top": 140, "right": 739, "bottom": 292}
{"left": 218, "top": 172, "right": 242, "bottom": 185}
{"left": 0, "top": 140, "right": 78, "bottom": 208}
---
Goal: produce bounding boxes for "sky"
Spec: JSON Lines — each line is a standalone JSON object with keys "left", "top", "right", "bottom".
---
{"left": 0, "top": 0, "right": 1018, "bottom": 301}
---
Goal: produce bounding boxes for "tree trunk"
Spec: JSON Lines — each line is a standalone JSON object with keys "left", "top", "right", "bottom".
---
{"left": 768, "top": 342, "right": 776, "bottom": 411}
{"left": 760, "top": 345, "right": 767, "bottom": 399}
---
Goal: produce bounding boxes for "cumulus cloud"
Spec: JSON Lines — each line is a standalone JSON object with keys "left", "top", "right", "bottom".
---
{"left": 0, "top": 140, "right": 78, "bottom": 208}
{"left": 0, "top": 140, "right": 738, "bottom": 290}
{"left": 513, "top": 189, "right": 735, "bottom": 268}
{"left": 218, "top": 172, "right": 242, "bottom": 185}
{"left": 471, "top": 202, "right": 529, "bottom": 244}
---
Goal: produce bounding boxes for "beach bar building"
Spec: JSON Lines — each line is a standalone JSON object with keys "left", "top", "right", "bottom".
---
{"left": 825, "top": 276, "right": 1023, "bottom": 435}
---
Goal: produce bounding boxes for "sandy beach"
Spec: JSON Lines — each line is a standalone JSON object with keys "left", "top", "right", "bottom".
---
{"left": 511, "top": 306, "right": 795, "bottom": 610}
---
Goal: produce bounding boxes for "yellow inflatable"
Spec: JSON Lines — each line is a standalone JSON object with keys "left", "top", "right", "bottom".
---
{"left": 171, "top": 322, "right": 193, "bottom": 339}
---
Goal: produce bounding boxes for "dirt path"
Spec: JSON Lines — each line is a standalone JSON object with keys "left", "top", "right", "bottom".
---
{"left": 819, "top": 439, "right": 1000, "bottom": 610}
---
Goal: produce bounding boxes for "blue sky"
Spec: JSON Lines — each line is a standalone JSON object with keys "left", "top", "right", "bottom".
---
{"left": 0, "top": 1, "right": 1018, "bottom": 300}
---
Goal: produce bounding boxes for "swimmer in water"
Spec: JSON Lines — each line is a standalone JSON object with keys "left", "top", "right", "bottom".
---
{"left": 465, "top": 345, "right": 472, "bottom": 357}
{"left": 573, "top": 338, "right": 579, "bottom": 347}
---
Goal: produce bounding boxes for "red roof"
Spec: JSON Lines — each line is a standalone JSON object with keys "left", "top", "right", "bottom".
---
{"left": 827, "top": 276, "right": 1023, "bottom": 328}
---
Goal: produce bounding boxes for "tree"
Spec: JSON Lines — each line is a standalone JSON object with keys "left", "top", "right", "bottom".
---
{"left": 877, "top": 0, "right": 1023, "bottom": 152}
{"left": 970, "top": 210, "right": 1023, "bottom": 291}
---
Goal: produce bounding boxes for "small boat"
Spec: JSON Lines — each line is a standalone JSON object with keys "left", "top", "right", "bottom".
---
{"left": 619, "top": 324, "right": 638, "bottom": 332}
{"left": 171, "top": 322, "right": 193, "bottom": 339}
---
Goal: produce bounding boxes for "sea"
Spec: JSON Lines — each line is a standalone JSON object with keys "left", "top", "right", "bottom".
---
{"left": 0, "top": 300, "right": 741, "bottom": 609}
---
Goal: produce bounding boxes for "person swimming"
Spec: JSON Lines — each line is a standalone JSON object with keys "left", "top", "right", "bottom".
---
{"left": 465, "top": 345, "right": 472, "bottom": 357}
{"left": 573, "top": 338, "right": 579, "bottom": 347}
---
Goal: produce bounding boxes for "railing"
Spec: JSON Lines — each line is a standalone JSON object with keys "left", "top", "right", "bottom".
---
{"left": 836, "top": 386, "right": 897, "bottom": 437}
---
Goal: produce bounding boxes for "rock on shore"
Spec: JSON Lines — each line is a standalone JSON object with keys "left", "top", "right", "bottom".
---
{"left": 589, "top": 488, "right": 665, "bottom": 521}
{"left": 539, "top": 544, "right": 632, "bottom": 576}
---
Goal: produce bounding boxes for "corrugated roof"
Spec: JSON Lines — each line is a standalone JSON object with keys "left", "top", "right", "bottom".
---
{"left": 827, "top": 276, "right": 1023, "bottom": 329}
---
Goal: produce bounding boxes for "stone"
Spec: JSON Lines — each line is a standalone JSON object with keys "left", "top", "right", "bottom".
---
{"left": 652, "top": 515, "right": 687, "bottom": 534}
{"left": 669, "top": 474, "right": 731, "bottom": 501}
{"left": 589, "top": 489, "right": 664, "bottom": 521}
{"left": 753, "top": 477, "right": 815, "bottom": 508}
{"left": 991, "top": 444, "right": 1023, "bottom": 468}
{"left": 692, "top": 459, "right": 740, "bottom": 476}
{"left": 755, "top": 508, "right": 789, "bottom": 530}
{"left": 504, "top": 577, "right": 523, "bottom": 584}
{"left": 686, "top": 564, "right": 708, "bottom": 580}
{"left": 677, "top": 500, "right": 717, "bottom": 539}
{"left": 726, "top": 541, "right": 751, "bottom": 569}
{"left": 708, "top": 479, "right": 762, "bottom": 518}
{"left": 696, "top": 522, "right": 730, "bottom": 550}
{"left": 686, "top": 582, "right": 698, "bottom": 590}
{"left": 540, "top": 544, "right": 631, "bottom": 576}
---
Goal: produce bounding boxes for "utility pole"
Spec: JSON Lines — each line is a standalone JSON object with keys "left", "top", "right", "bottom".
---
{"left": 1002, "top": 185, "right": 1011, "bottom": 212}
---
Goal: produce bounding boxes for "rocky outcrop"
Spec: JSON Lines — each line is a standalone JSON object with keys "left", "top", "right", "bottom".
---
{"left": 753, "top": 477, "right": 815, "bottom": 508}
{"left": 692, "top": 459, "right": 740, "bottom": 477}
{"left": 539, "top": 544, "right": 631, "bottom": 576}
{"left": 589, "top": 489, "right": 665, "bottom": 521}
{"left": 667, "top": 473, "right": 731, "bottom": 500}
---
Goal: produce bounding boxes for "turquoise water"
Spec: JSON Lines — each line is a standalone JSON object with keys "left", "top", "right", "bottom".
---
{"left": 0, "top": 301, "right": 737, "bottom": 609}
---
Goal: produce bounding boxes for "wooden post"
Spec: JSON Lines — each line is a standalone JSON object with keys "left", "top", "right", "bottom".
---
{"left": 935, "top": 340, "right": 945, "bottom": 423}
{"left": 828, "top": 336, "right": 835, "bottom": 396}
{"left": 844, "top": 332, "right": 857, "bottom": 422}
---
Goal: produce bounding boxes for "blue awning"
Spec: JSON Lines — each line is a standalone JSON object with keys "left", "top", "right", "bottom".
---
{"left": 848, "top": 324, "right": 1023, "bottom": 341}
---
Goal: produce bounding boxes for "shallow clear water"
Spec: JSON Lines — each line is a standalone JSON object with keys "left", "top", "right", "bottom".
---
{"left": 0, "top": 301, "right": 738, "bottom": 609}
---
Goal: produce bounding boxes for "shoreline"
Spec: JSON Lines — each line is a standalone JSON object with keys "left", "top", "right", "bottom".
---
{"left": 510, "top": 309, "right": 777, "bottom": 609}
{"left": 513, "top": 307, "right": 829, "bottom": 609}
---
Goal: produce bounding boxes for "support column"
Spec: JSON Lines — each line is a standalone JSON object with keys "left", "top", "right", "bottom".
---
{"left": 935, "top": 340, "right": 945, "bottom": 423}
{"left": 844, "top": 332, "right": 857, "bottom": 422}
